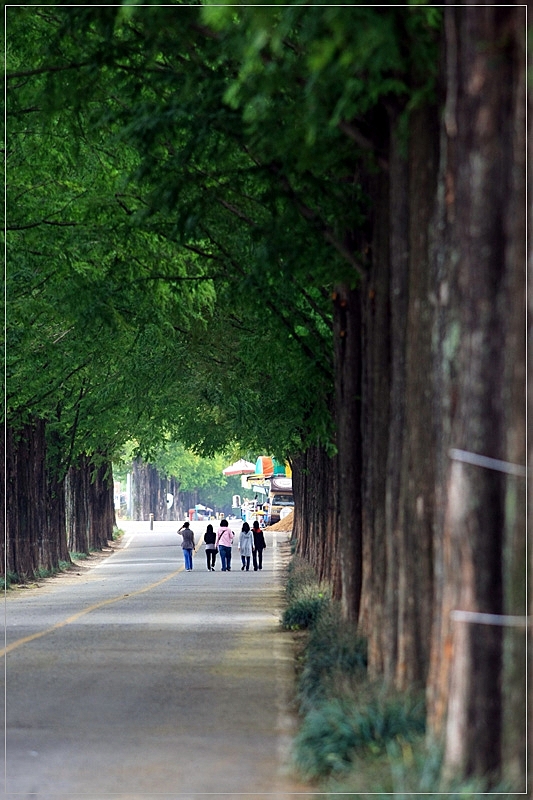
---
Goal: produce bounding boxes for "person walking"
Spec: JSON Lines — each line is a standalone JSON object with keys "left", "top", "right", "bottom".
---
{"left": 204, "top": 523, "right": 217, "bottom": 571}
{"left": 216, "top": 519, "right": 234, "bottom": 571}
{"left": 252, "top": 520, "right": 266, "bottom": 571}
{"left": 177, "top": 521, "right": 195, "bottom": 571}
{"left": 239, "top": 522, "right": 253, "bottom": 571}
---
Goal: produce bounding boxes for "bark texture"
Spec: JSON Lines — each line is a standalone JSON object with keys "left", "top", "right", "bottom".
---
{"left": 67, "top": 456, "right": 115, "bottom": 554}
{"left": 66, "top": 456, "right": 90, "bottom": 554}
{"left": 334, "top": 285, "right": 363, "bottom": 621}
{"left": 87, "top": 460, "right": 116, "bottom": 551}
{"left": 428, "top": 5, "right": 524, "bottom": 782}
{"left": 2, "top": 419, "right": 71, "bottom": 580}
{"left": 131, "top": 459, "right": 187, "bottom": 522}
{"left": 290, "top": 4, "right": 526, "bottom": 786}
{"left": 291, "top": 444, "right": 341, "bottom": 598}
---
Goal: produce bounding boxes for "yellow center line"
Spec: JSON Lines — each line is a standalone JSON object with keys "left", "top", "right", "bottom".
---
{"left": 1, "top": 546, "right": 201, "bottom": 657}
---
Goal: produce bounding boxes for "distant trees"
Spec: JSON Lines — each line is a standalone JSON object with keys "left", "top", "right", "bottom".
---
{"left": 4, "top": 2, "right": 528, "bottom": 789}
{"left": 127, "top": 444, "right": 239, "bottom": 521}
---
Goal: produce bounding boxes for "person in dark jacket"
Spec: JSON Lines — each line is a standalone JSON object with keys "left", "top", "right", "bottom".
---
{"left": 204, "top": 523, "right": 217, "bottom": 571}
{"left": 252, "top": 520, "right": 266, "bottom": 571}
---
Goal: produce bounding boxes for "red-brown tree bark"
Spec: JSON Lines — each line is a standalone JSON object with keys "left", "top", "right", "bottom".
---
{"left": 291, "top": 444, "right": 340, "bottom": 598}
{"left": 2, "top": 419, "right": 71, "bottom": 580}
{"left": 427, "top": 4, "right": 525, "bottom": 783}
{"left": 87, "top": 460, "right": 116, "bottom": 550}
{"left": 334, "top": 285, "right": 363, "bottom": 622}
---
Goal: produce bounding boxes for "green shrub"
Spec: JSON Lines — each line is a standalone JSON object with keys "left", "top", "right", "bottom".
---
{"left": 282, "top": 592, "right": 329, "bottom": 630}
{"left": 0, "top": 571, "right": 19, "bottom": 590}
{"left": 322, "top": 741, "right": 517, "bottom": 798}
{"left": 283, "top": 557, "right": 428, "bottom": 787}
{"left": 294, "top": 693, "right": 426, "bottom": 780}
{"left": 285, "top": 556, "right": 320, "bottom": 603}
{"left": 282, "top": 555, "right": 330, "bottom": 630}
{"left": 298, "top": 607, "right": 367, "bottom": 709}
{"left": 34, "top": 566, "right": 54, "bottom": 580}
{"left": 69, "top": 551, "right": 89, "bottom": 561}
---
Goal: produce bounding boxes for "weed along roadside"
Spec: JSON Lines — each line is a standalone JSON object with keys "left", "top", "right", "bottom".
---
{"left": 279, "top": 554, "right": 516, "bottom": 798}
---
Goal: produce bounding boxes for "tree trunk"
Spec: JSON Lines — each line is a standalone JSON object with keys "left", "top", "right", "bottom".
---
{"left": 499, "top": 5, "right": 527, "bottom": 789}
{"left": 431, "top": 4, "right": 521, "bottom": 783}
{"left": 2, "top": 419, "right": 69, "bottom": 580}
{"left": 291, "top": 443, "right": 340, "bottom": 597}
{"left": 167, "top": 476, "right": 182, "bottom": 521}
{"left": 66, "top": 455, "right": 90, "bottom": 554}
{"left": 382, "top": 116, "right": 409, "bottom": 685}
{"left": 394, "top": 102, "right": 438, "bottom": 690}
{"left": 47, "top": 469, "right": 69, "bottom": 568}
{"left": 5, "top": 420, "right": 47, "bottom": 579}
{"left": 87, "top": 460, "right": 116, "bottom": 550}
{"left": 333, "top": 285, "right": 363, "bottom": 622}
{"left": 359, "top": 162, "right": 391, "bottom": 667}
{"left": 132, "top": 459, "right": 170, "bottom": 521}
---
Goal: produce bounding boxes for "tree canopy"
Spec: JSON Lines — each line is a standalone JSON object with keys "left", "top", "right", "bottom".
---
{"left": 5, "top": 3, "right": 527, "bottom": 790}
{"left": 10, "top": 2, "right": 403, "bottom": 470}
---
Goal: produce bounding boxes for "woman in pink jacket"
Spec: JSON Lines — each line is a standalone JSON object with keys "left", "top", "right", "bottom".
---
{"left": 215, "top": 519, "right": 234, "bottom": 572}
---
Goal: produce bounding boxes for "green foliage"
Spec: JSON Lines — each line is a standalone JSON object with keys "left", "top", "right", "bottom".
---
{"left": 284, "top": 558, "right": 367, "bottom": 709}
{"left": 294, "top": 692, "right": 426, "bottom": 780}
{"left": 282, "top": 593, "right": 329, "bottom": 631}
{"left": 34, "top": 566, "right": 57, "bottom": 580}
{"left": 150, "top": 441, "right": 227, "bottom": 491}
{"left": 202, "top": 4, "right": 441, "bottom": 169}
{"left": 285, "top": 556, "right": 322, "bottom": 603}
{"left": 0, "top": 572, "right": 20, "bottom": 591}
{"left": 284, "top": 556, "right": 425, "bottom": 785}
{"left": 282, "top": 555, "right": 330, "bottom": 630}
{"left": 298, "top": 605, "right": 368, "bottom": 711}
{"left": 6, "top": 3, "right": 443, "bottom": 485}
{"left": 325, "top": 743, "right": 518, "bottom": 797}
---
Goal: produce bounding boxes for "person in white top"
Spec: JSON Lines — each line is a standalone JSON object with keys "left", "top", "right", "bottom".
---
{"left": 239, "top": 522, "right": 253, "bottom": 571}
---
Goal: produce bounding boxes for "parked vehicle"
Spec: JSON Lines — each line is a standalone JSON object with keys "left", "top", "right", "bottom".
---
{"left": 267, "top": 477, "right": 294, "bottom": 524}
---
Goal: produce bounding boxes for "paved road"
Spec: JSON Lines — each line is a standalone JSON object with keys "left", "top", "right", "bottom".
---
{"left": 2, "top": 521, "right": 312, "bottom": 800}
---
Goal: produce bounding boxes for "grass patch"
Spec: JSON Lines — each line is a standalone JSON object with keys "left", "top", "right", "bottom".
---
{"left": 69, "top": 552, "right": 89, "bottom": 562}
{"left": 283, "top": 557, "right": 520, "bottom": 795}
{"left": 282, "top": 556, "right": 330, "bottom": 630}
{"left": 298, "top": 604, "right": 367, "bottom": 711}
{"left": 69, "top": 551, "right": 89, "bottom": 566}
{"left": 283, "top": 556, "right": 425, "bottom": 789}
{"left": 294, "top": 690, "right": 426, "bottom": 781}
{"left": 0, "top": 571, "right": 19, "bottom": 590}
{"left": 112, "top": 526, "right": 125, "bottom": 541}
{"left": 282, "top": 593, "right": 328, "bottom": 630}
{"left": 34, "top": 566, "right": 56, "bottom": 580}
{"left": 322, "top": 741, "right": 516, "bottom": 798}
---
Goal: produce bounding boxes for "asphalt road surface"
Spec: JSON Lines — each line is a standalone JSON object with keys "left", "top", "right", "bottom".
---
{"left": 2, "top": 521, "right": 312, "bottom": 800}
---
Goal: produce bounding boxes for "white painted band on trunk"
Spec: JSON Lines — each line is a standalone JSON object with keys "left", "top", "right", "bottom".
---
{"left": 448, "top": 448, "right": 528, "bottom": 477}
{"left": 451, "top": 610, "right": 532, "bottom": 627}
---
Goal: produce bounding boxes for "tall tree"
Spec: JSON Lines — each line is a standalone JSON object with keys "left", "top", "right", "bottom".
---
{"left": 5, "top": 5, "right": 527, "bottom": 787}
